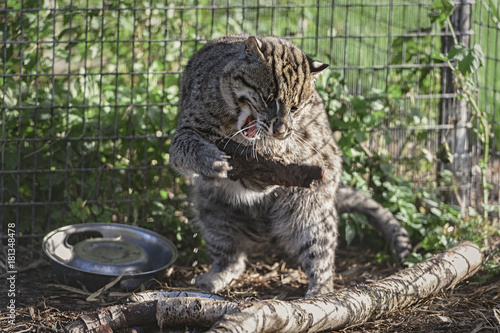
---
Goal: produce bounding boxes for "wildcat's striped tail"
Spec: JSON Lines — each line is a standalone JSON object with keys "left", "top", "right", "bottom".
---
{"left": 335, "top": 185, "right": 412, "bottom": 266}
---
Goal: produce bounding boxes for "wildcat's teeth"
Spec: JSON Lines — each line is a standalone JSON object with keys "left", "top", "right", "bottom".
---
{"left": 242, "top": 116, "right": 258, "bottom": 138}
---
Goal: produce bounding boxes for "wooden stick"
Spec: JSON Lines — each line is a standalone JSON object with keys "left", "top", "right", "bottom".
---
{"left": 216, "top": 139, "right": 324, "bottom": 188}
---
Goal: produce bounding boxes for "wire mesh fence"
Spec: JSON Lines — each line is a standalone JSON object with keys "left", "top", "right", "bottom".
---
{"left": 1, "top": 0, "right": 499, "bottom": 240}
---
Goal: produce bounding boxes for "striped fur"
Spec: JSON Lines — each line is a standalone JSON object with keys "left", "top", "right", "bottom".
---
{"left": 336, "top": 186, "right": 412, "bottom": 266}
{"left": 171, "top": 35, "right": 342, "bottom": 296}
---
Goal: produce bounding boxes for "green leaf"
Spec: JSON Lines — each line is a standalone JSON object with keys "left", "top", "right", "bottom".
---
{"left": 437, "top": 142, "right": 454, "bottom": 164}
{"left": 380, "top": 162, "right": 393, "bottom": 175}
{"left": 447, "top": 44, "right": 468, "bottom": 61}
{"left": 429, "top": 0, "right": 455, "bottom": 25}
{"left": 447, "top": 44, "right": 485, "bottom": 75}
{"left": 351, "top": 96, "right": 369, "bottom": 114}
{"left": 345, "top": 222, "right": 356, "bottom": 246}
{"left": 354, "top": 130, "right": 368, "bottom": 143}
{"left": 370, "top": 100, "right": 385, "bottom": 111}
{"left": 362, "top": 114, "right": 373, "bottom": 125}
{"left": 160, "top": 190, "right": 169, "bottom": 199}
{"left": 430, "top": 207, "right": 442, "bottom": 217}
{"left": 458, "top": 44, "right": 485, "bottom": 75}
{"left": 431, "top": 52, "right": 450, "bottom": 62}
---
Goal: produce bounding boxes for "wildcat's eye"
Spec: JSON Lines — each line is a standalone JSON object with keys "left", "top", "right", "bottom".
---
{"left": 267, "top": 99, "right": 277, "bottom": 109}
{"left": 290, "top": 106, "right": 299, "bottom": 113}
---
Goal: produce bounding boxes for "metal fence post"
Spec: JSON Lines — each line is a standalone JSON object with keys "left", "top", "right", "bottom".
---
{"left": 440, "top": 0, "right": 472, "bottom": 210}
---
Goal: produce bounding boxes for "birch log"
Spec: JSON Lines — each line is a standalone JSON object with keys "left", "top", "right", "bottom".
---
{"left": 64, "top": 298, "right": 237, "bottom": 333}
{"left": 64, "top": 242, "right": 482, "bottom": 333}
{"left": 208, "top": 241, "right": 482, "bottom": 333}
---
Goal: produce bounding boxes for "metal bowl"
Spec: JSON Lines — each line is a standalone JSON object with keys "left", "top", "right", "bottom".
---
{"left": 43, "top": 223, "right": 177, "bottom": 291}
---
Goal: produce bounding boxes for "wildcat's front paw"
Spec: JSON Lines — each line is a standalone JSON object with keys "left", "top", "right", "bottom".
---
{"left": 193, "top": 271, "right": 232, "bottom": 293}
{"left": 305, "top": 280, "right": 334, "bottom": 297}
{"left": 198, "top": 146, "right": 232, "bottom": 181}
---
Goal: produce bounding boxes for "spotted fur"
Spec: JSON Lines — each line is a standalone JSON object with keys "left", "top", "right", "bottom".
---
{"left": 171, "top": 35, "right": 342, "bottom": 296}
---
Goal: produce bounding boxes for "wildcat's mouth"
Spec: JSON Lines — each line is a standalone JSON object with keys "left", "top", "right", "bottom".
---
{"left": 241, "top": 115, "right": 259, "bottom": 139}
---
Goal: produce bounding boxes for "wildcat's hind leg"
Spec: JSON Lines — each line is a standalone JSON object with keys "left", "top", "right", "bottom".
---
{"left": 194, "top": 245, "right": 247, "bottom": 293}
{"left": 273, "top": 190, "right": 339, "bottom": 297}
{"left": 297, "top": 210, "right": 338, "bottom": 297}
{"left": 193, "top": 203, "right": 255, "bottom": 293}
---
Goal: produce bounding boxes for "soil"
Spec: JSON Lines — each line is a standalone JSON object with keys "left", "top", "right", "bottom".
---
{"left": 1, "top": 240, "right": 499, "bottom": 333}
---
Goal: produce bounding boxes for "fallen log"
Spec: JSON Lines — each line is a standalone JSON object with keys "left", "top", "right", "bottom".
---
{"left": 208, "top": 241, "right": 482, "bottom": 333}
{"left": 65, "top": 242, "right": 482, "bottom": 332}
{"left": 64, "top": 297, "right": 237, "bottom": 333}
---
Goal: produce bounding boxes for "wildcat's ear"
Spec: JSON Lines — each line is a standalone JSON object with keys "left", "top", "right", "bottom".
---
{"left": 309, "top": 59, "right": 329, "bottom": 77}
{"left": 240, "top": 36, "right": 265, "bottom": 60}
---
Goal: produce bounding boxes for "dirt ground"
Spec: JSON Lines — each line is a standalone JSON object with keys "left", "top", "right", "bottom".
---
{"left": 1, "top": 240, "right": 499, "bottom": 333}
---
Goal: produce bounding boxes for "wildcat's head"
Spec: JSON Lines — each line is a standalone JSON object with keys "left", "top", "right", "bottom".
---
{"left": 220, "top": 36, "right": 328, "bottom": 142}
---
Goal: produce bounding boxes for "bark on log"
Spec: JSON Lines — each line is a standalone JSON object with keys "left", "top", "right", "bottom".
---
{"left": 65, "top": 242, "right": 481, "bottom": 333}
{"left": 64, "top": 300, "right": 158, "bottom": 333}
{"left": 64, "top": 298, "right": 237, "bottom": 333}
{"left": 215, "top": 139, "right": 324, "bottom": 188}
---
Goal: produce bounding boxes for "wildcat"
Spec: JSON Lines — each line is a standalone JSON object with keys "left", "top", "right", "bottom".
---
{"left": 170, "top": 35, "right": 410, "bottom": 296}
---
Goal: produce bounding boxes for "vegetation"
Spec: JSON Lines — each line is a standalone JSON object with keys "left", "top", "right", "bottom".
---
{"left": 1, "top": 0, "right": 498, "bottom": 269}
{"left": 325, "top": 1, "right": 499, "bottom": 270}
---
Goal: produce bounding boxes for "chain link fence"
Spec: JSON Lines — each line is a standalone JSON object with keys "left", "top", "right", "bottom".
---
{"left": 1, "top": 0, "right": 499, "bottom": 240}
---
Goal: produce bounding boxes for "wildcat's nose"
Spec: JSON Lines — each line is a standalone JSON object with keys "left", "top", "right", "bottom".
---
{"left": 273, "top": 122, "right": 286, "bottom": 137}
